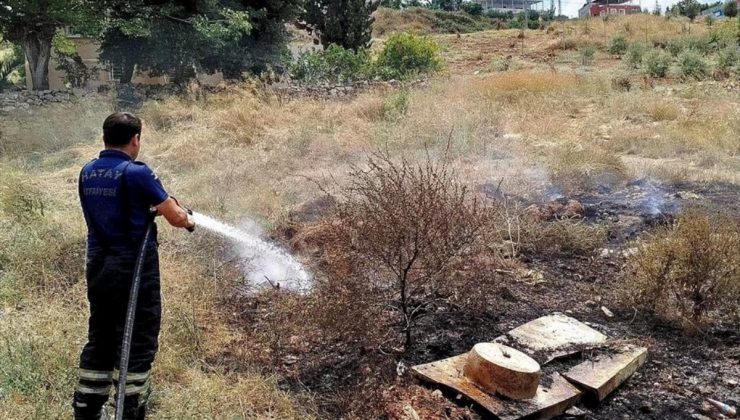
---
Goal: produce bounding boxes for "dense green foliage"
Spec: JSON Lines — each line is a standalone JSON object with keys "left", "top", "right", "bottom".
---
{"left": 375, "top": 32, "right": 443, "bottom": 79}
{"left": 677, "top": 50, "right": 707, "bottom": 79}
{"left": 626, "top": 43, "right": 647, "bottom": 68}
{"left": 300, "top": 0, "right": 380, "bottom": 51}
{"left": 717, "top": 45, "right": 740, "bottom": 74}
{"left": 98, "top": 0, "right": 299, "bottom": 83}
{"left": 725, "top": 0, "right": 738, "bottom": 17}
{"left": 675, "top": 0, "right": 701, "bottom": 20}
{"left": 608, "top": 35, "right": 629, "bottom": 56}
{"left": 431, "top": 0, "right": 462, "bottom": 11}
{"left": 0, "top": 0, "right": 99, "bottom": 90}
{"left": 642, "top": 48, "right": 671, "bottom": 77}
{"left": 461, "top": 2, "right": 484, "bottom": 15}
{"left": 290, "top": 45, "right": 372, "bottom": 84}
{"left": 290, "top": 32, "right": 442, "bottom": 83}
{"left": 0, "top": 39, "right": 23, "bottom": 88}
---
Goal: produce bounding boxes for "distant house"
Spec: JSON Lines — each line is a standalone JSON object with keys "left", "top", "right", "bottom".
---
{"left": 701, "top": 0, "right": 740, "bottom": 17}
{"left": 578, "top": 0, "right": 641, "bottom": 17}
{"left": 25, "top": 29, "right": 223, "bottom": 91}
{"left": 471, "top": 0, "right": 544, "bottom": 14}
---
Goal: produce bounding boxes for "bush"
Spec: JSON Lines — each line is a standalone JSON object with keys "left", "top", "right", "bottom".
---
{"left": 608, "top": 35, "right": 629, "bottom": 56}
{"left": 626, "top": 42, "right": 646, "bottom": 68}
{"left": 668, "top": 35, "right": 712, "bottom": 57}
{"left": 375, "top": 32, "right": 443, "bottom": 80}
{"left": 580, "top": 45, "right": 596, "bottom": 65}
{"left": 624, "top": 210, "right": 740, "bottom": 331}
{"left": 677, "top": 50, "right": 707, "bottom": 79}
{"left": 724, "top": 0, "right": 737, "bottom": 17}
{"left": 461, "top": 2, "right": 484, "bottom": 15}
{"left": 717, "top": 45, "right": 740, "bottom": 75}
{"left": 488, "top": 55, "right": 517, "bottom": 72}
{"left": 289, "top": 44, "right": 372, "bottom": 84}
{"left": 642, "top": 48, "right": 671, "bottom": 77}
{"left": 611, "top": 74, "right": 632, "bottom": 91}
{"left": 333, "top": 152, "right": 495, "bottom": 348}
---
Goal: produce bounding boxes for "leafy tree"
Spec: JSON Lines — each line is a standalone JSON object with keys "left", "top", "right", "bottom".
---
{"left": 725, "top": 0, "right": 738, "bottom": 17}
{"left": 431, "top": 0, "right": 462, "bottom": 11}
{"left": 461, "top": 1, "right": 484, "bottom": 15}
{"left": 677, "top": 0, "right": 701, "bottom": 20}
{"left": 0, "top": 0, "right": 99, "bottom": 90}
{"left": 99, "top": 0, "right": 299, "bottom": 83}
{"left": 300, "top": 0, "right": 380, "bottom": 51}
{"left": 0, "top": 38, "right": 24, "bottom": 88}
{"left": 380, "top": 0, "right": 404, "bottom": 7}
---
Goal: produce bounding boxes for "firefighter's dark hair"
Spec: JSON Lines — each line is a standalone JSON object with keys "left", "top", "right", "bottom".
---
{"left": 103, "top": 112, "right": 142, "bottom": 147}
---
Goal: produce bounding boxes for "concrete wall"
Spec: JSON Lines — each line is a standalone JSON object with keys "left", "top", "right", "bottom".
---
{"left": 25, "top": 37, "right": 223, "bottom": 91}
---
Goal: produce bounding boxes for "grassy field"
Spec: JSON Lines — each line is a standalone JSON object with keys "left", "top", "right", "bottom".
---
{"left": 1, "top": 14, "right": 738, "bottom": 419}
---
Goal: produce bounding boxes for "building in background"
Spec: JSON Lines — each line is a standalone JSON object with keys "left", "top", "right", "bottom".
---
{"left": 24, "top": 30, "right": 222, "bottom": 91}
{"left": 701, "top": 0, "right": 740, "bottom": 18}
{"left": 471, "top": 0, "right": 543, "bottom": 13}
{"left": 578, "top": 0, "right": 641, "bottom": 17}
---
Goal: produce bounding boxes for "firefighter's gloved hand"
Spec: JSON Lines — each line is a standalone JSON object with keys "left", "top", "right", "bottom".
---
{"left": 185, "top": 208, "right": 195, "bottom": 233}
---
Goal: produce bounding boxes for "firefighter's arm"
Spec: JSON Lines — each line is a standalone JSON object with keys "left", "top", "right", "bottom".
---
{"left": 155, "top": 198, "right": 195, "bottom": 230}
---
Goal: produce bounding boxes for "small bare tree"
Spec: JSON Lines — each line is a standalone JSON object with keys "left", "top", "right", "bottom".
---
{"left": 336, "top": 151, "right": 492, "bottom": 348}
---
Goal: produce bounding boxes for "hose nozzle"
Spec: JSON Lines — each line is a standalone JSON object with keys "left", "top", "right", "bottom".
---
{"left": 185, "top": 208, "right": 195, "bottom": 233}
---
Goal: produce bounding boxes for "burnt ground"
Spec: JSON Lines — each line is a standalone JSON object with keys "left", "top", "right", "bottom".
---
{"left": 223, "top": 179, "right": 739, "bottom": 420}
{"left": 402, "top": 179, "right": 740, "bottom": 420}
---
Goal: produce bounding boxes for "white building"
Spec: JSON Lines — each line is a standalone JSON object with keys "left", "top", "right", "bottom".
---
{"left": 471, "top": 0, "right": 543, "bottom": 13}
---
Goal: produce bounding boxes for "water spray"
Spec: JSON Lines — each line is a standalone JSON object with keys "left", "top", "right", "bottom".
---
{"left": 192, "top": 212, "right": 312, "bottom": 292}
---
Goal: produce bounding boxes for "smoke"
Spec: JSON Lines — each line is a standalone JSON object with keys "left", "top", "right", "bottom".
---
{"left": 192, "top": 212, "right": 312, "bottom": 293}
{"left": 639, "top": 180, "right": 666, "bottom": 216}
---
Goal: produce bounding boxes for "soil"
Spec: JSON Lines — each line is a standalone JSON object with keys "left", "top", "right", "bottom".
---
{"left": 225, "top": 180, "right": 740, "bottom": 420}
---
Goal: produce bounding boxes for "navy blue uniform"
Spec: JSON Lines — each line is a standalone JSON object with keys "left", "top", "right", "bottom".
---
{"left": 74, "top": 150, "right": 169, "bottom": 420}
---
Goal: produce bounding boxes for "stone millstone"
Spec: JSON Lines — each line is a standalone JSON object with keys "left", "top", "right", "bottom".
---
{"left": 463, "top": 343, "right": 541, "bottom": 400}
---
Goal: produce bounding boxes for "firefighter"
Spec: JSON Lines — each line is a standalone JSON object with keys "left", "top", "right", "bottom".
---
{"left": 73, "top": 112, "right": 195, "bottom": 420}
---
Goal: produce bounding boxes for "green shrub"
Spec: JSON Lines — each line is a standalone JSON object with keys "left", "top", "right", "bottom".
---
{"left": 667, "top": 39, "right": 684, "bottom": 56}
{"left": 717, "top": 45, "right": 740, "bottom": 75}
{"left": 461, "top": 2, "right": 484, "bottom": 15}
{"left": 677, "top": 50, "right": 707, "bottom": 79}
{"left": 488, "top": 56, "right": 517, "bottom": 72}
{"left": 608, "top": 35, "right": 629, "bottom": 56}
{"left": 642, "top": 48, "right": 671, "bottom": 77}
{"left": 580, "top": 45, "right": 596, "bottom": 65}
{"left": 289, "top": 44, "right": 372, "bottom": 84}
{"left": 374, "top": 32, "right": 443, "bottom": 80}
{"left": 626, "top": 42, "right": 646, "bottom": 68}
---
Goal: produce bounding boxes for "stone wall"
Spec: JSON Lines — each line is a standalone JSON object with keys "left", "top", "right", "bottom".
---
{"left": 0, "top": 89, "right": 76, "bottom": 112}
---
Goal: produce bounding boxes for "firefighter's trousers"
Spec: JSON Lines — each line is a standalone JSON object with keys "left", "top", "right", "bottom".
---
{"left": 73, "top": 243, "right": 161, "bottom": 420}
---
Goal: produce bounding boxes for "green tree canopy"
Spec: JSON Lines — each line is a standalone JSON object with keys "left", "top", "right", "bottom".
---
{"left": 676, "top": 0, "right": 701, "bottom": 20}
{"left": 300, "top": 0, "right": 380, "bottom": 51}
{"left": 725, "top": 0, "right": 738, "bottom": 17}
{"left": 98, "top": 0, "right": 300, "bottom": 84}
{"left": 0, "top": 0, "right": 99, "bottom": 90}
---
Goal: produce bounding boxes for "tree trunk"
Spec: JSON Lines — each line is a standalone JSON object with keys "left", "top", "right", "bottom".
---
{"left": 22, "top": 30, "right": 54, "bottom": 91}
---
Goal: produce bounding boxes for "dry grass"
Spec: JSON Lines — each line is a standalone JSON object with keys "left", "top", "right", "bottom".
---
{"left": 560, "top": 14, "right": 711, "bottom": 47}
{"left": 623, "top": 209, "right": 740, "bottom": 332}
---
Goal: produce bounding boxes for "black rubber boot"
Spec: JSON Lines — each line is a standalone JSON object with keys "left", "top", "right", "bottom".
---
{"left": 73, "top": 390, "right": 110, "bottom": 420}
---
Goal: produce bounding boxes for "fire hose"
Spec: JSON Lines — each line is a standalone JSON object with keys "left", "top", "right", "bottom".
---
{"left": 115, "top": 208, "right": 193, "bottom": 420}
{"left": 114, "top": 216, "right": 154, "bottom": 420}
